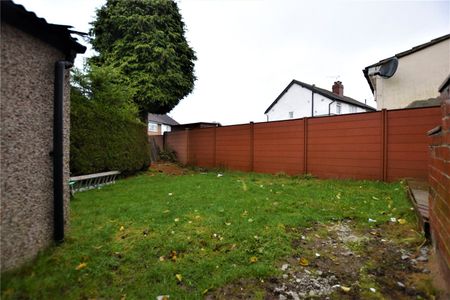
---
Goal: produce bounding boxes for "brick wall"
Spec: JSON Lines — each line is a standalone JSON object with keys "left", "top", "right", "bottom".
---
{"left": 428, "top": 99, "right": 450, "bottom": 279}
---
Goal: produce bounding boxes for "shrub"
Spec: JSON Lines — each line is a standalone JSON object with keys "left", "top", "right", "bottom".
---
{"left": 158, "top": 149, "right": 177, "bottom": 162}
{"left": 70, "top": 95, "right": 150, "bottom": 176}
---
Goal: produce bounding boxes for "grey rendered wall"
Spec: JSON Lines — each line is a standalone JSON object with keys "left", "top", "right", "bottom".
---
{"left": 1, "top": 23, "right": 71, "bottom": 271}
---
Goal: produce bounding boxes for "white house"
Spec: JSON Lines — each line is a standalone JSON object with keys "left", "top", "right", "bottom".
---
{"left": 363, "top": 34, "right": 450, "bottom": 110}
{"left": 264, "top": 80, "right": 375, "bottom": 121}
{"left": 147, "top": 113, "right": 179, "bottom": 136}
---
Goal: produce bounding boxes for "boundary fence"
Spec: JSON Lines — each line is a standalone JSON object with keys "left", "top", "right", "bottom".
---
{"left": 164, "top": 107, "right": 441, "bottom": 181}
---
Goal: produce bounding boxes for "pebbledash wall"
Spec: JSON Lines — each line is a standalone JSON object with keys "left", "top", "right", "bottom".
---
{"left": 165, "top": 106, "right": 441, "bottom": 181}
{"left": 428, "top": 99, "right": 450, "bottom": 280}
{"left": 0, "top": 24, "right": 71, "bottom": 270}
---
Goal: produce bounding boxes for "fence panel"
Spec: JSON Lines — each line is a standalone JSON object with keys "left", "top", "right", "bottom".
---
{"left": 189, "top": 128, "right": 215, "bottom": 168}
{"left": 254, "top": 119, "right": 305, "bottom": 174}
{"left": 307, "top": 112, "right": 382, "bottom": 180}
{"left": 387, "top": 107, "right": 442, "bottom": 181}
{"left": 165, "top": 131, "right": 188, "bottom": 164}
{"left": 216, "top": 124, "right": 252, "bottom": 171}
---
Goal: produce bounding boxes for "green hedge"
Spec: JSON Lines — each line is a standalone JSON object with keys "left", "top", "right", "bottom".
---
{"left": 70, "top": 97, "right": 151, "bottom": 176}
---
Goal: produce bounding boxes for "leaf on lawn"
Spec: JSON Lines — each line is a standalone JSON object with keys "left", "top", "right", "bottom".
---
{"left": 119, "top": 226, "right": 125, "bottom": 231}
{"left": 157, "top": 295, "right": 170, "bottom": 300}
{"left": 248, "top": 218, "right": 254, "bottom": 223}
{"left": 372, "top": 196, "right": 379, "bottom": 200}
{"left": 336, "top": 193, "right": 341, "bottom": 199}
{"left": 298, "top": 257, "right": 309, "bottom": 266}
{"left": 202, "top": 289, "right": 209, "bottom": 295}
{"left": 75, "top": 262, "right": 87, "bottom": 270}
{"left": 341, "top": 286, "right": 351, "bottom": 292}
{"left": 175, "top": 274, "right": 183, "bottom": 282}
{"left": 163, "top": 210, "right": 170, "bottom": 214}
{"left": 225, "top": 222, "right": 231, "bottom": 226}
{"left": 174, "top": 218, "right": 179, "bottom": 222}
{"left": 398, "top": 218, "right": 406, "bottom": 224}
{"left": 249, "top": 256, "right": 258, "bottom": 263}
{"left": 168, "top": 193, "right": 173, "bottom": 196}
{"left": 241, "top": 210, "right": 248, "bottom": 216}
{"left": 159, "top": 256, "right": 165, "bottom": 262}
{"left": 169, "top": 251, "right": 177, "bottom": 262}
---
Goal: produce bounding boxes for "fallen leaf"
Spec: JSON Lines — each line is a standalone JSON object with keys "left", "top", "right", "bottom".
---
{"left": 372, "top": 196, "right": 379, "bottom": 200}
{"left": 370, "top": 287, "right": 376, "bottom": 293}
{"left": 174, "top": 218, "right": 179, "bottom": 222}
{"left": 341, "top": 286, "right": 351, "bottom": 292}
{"left": 398, "top": 219, "right": 406, "bottom": 224}
{"left": 336, "top": 193, "right": 341, "bottom": 199}
{"left": 159, "top": 256, "right": 165, "bottom": 262}
{"left": 168, "top": 193, "right": 173, "bottom": 196}
{"left": 249, "top": 256, "right": 258, "bottom": 263}
{"left": 119, "top": 226, "right": 125, "bottom": 231}
{"left": 75, "top": 262, "right": 87, "bottom": 270}
{"left": 169, "top": 251, "right": 177, "bottom": 262}
{"left": 202, "top": 289, "right": 209, "bottom": 295}
{"left": 298, "top": 257, "right": 309, "bottom": 266}
{"left": 157, "top": 295, "right": 170, "bottom": 300}
{"left": 225, "top": 222, "right": 231, "bottom": 226}
{"left": 175, "top": 274, "right": 183, "bottom": 282}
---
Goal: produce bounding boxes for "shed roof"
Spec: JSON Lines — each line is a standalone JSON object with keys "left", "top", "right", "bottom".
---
{"left": 147, "top": 114, "right": 179, "bottom": 126}
{"left": 1, "top": 0, "right": 86, "bottom": 62}
{"left": 264, "top": 79, "right": 375, "bottom": 114}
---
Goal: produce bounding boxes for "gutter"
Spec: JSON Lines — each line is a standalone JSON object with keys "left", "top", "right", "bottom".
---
{"left": 328, "top": 100, "right": 336, "bottom": 115}
{"left": 311, "top": 85, "right": 315, "bottom": 117}
{"left": 53, "top": 60, "right": 72, "bottom": 243}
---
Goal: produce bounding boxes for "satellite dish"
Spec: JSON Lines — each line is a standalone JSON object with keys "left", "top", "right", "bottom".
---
{"left": 378, "top": 57, "right": 398, "bottom": 78}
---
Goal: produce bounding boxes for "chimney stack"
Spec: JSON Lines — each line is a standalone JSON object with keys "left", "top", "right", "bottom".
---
{"left": 332, "top": 81, "right": 344, "bottom": 96}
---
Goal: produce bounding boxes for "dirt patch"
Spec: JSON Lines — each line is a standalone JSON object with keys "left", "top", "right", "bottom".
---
{"left": 206, "top": 220, "right": 441, "bottom": 299}
{"left": 149, "top": 162, "right": 189, "bottom": 176}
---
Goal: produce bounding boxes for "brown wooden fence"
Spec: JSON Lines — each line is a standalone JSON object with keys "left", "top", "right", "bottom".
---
{"left": 164, "top": 107, "right": 441, "bottom": 181}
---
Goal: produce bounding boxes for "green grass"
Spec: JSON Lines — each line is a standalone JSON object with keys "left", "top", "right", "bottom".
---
{"left": 1, "top": 170, "right": 414, "bottom": 299}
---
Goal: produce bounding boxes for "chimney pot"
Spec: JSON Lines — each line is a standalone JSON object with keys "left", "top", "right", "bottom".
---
{"left": 332, "top": 81, "right": 344, "bottom": 96}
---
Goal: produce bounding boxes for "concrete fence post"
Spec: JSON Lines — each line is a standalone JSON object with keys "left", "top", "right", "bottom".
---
{"left": 250, "top": 122, "right": 254, "bottom": 172}
{"left": 185, "top": 128, "right": 190, "bottom": 165}
{"left": 303, "top": 117, "right": 308, "bottom": 174}
{"left": 381, "top": 109, "right": 388, "bottom": 181}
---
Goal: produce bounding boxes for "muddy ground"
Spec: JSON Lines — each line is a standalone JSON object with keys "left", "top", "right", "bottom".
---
{"left": 206, "top": 220, "right": 443, "bottom": 300}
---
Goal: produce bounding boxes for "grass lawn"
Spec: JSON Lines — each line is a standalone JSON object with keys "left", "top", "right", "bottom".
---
{"left": 1, "top": 168, "right": 421, "bottom": 299}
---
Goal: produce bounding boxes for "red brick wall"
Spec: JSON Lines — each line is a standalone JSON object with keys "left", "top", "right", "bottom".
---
{"left": 165, "top": 107, "right": 441, "bottom": 181}
{"left": 428, "top": 99, "right": 450, "bottom": 276}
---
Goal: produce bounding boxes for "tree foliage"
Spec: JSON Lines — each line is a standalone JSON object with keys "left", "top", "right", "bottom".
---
{"left": 90, "top": 0, "right": 196, "bottom": 115}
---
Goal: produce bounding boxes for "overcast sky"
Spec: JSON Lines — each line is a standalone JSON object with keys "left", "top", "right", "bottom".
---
{"left": 14, "top": 0, "right": 450, "bottom": 125}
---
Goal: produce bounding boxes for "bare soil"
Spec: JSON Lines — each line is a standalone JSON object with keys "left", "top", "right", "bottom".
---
{"left": 149, "top": 162, "right": 189, "bottom": 176}
{"left": 207, "top": 220, "right": 443, "bottom": 300}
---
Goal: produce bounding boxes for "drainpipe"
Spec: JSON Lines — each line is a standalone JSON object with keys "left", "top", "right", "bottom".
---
{"left": 328, "top": 100, "right": 336, "bottom": 115}
{"left": 53, "top": 60, "right": 72, "bottom": 243}
{"left": 311, "top": 85, "right": 315, "bottom": 117}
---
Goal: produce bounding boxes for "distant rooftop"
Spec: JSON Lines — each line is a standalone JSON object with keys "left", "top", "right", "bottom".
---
{"left": 147, "top": 114, "right": 179, "bottom": 126}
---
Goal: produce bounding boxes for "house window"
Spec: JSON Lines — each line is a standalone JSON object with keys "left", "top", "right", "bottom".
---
{"left": 289, "top": 111, "right": 294, "bottom": 119}
{"left": 350, "top": 106, "right": 356, "bottom": 113}
{"left": 148, "top": 122, "right": 158, "bottom": 132}
{"left": 336, "top": 103, "right": 342, "bottom": 114}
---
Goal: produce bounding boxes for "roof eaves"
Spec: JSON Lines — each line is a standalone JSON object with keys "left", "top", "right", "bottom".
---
{"left": 1, "top": 0, "right": 86, "bottom": 62}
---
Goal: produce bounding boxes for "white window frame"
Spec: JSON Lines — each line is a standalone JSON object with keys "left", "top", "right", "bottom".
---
{"left": 148, "top": 122, "right": 158, "bottom": 132}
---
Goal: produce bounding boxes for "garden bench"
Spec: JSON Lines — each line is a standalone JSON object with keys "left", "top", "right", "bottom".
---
{"left": 69, "top": 171, "right": 120, "bottom": 195}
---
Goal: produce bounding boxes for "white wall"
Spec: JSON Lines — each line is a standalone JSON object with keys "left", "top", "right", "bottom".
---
{"left": 373, "top": 39, "right": 450, "bottom": 109}
{"left": 266, "top": 84, "right": 370, "bottom": 121}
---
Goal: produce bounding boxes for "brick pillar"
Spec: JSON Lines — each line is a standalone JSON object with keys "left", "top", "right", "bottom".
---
{"left": 428, "top": 99, "right": 450, "bottom": 282}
